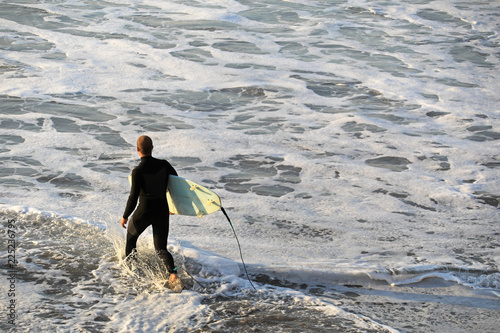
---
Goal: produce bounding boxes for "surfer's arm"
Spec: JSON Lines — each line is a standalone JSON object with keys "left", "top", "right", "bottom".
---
{"left": 122, "top": 169, "right": 142, "bottom": 220}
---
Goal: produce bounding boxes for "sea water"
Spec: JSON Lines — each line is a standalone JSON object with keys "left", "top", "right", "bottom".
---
{"left": 0, "top": 0, "right": 499, "bottom": 332}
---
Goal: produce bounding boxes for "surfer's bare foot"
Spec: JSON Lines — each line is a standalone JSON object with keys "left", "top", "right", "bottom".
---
{"left": 169, "top": 273, "right": 184, "bottom": 293}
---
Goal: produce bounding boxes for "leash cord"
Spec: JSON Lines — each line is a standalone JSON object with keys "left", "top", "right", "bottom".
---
{"left": 221, "top": 207, "right": 256, "bottom": 290}
{"left": 179, "top": 267, "right": 209, "bottom": 291}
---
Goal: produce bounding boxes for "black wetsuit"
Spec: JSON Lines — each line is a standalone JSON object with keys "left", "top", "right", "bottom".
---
{"left": 123, "top": 155, "right": 178, "bottom": 273}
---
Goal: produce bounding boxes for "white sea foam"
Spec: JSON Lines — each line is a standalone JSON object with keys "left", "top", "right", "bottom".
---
{"left": 1, "top": 0, "right": 499, "bottom": 331}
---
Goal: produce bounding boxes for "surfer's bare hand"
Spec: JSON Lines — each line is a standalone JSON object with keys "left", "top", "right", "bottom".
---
{"left": 120, "top": 218, "right": 128, "bottom": 229}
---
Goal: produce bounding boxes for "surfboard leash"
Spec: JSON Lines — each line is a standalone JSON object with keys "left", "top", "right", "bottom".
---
{"left": 220, "top": 207, "right": 257, "bottom": 291}
{"left": 177, "top": 267, "right": 210, "bottom": 291}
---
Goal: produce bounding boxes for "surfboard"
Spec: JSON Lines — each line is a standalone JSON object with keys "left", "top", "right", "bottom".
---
{"left": 167, "top": 175, "right": 221, "bottom": 217}
{"left": 128, "top": 174, "right": 222, "bottom": 217}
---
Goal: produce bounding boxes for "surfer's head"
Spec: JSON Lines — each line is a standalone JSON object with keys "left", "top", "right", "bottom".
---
{"left": 137, "top": 135, "right": 153, "bottom": 156}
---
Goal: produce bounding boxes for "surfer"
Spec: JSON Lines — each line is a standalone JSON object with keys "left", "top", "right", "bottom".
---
{"left": 120, "top": 135, "right": 181, "bottom": 286}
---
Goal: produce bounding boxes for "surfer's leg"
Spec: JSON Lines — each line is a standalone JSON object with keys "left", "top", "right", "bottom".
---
{"left": 125, "top": 231, "right": 139, "bottom": 257}
{"left": 151, "top": 215, "right": 176, "bottom": 273}
{"left": 125, "top": 208, "right": 150, "bottom": 256}
{"left": 158, "top": 250, "right": 175, "bottom": 274}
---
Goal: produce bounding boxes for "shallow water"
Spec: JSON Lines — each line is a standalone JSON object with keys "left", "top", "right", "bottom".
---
{"left": 1, "top": 0, "right": 499, "bottom": 331}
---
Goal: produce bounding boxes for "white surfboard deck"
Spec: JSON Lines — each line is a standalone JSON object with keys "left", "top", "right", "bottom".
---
{"left": 128, "top": 174, "right": 221, "bottom": 217}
